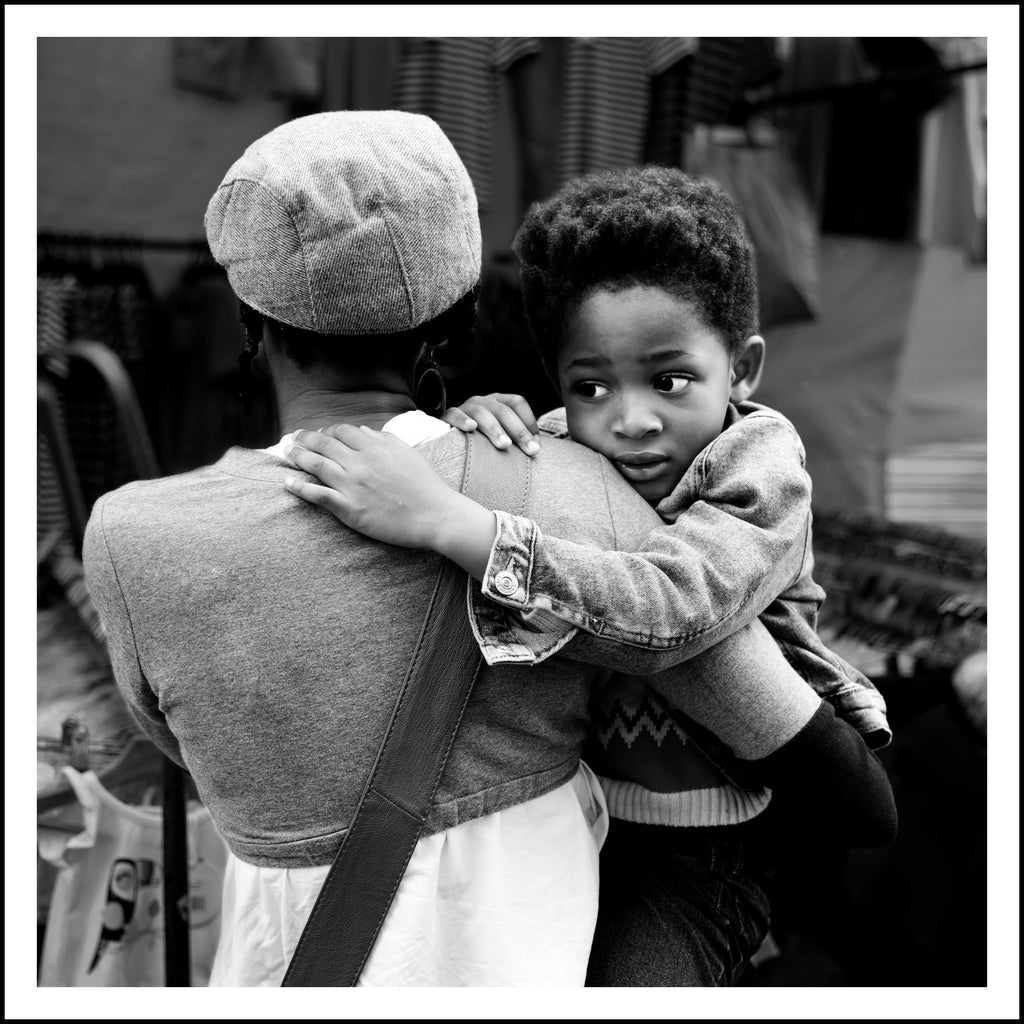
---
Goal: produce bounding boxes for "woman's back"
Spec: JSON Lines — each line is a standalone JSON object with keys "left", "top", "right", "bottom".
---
{"left": 83, "top": 424, "right": 662, "bottom": 867}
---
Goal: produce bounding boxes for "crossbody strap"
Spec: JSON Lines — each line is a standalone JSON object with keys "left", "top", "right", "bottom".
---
{"left": 282, "top": 431, "right": 532, "bottom": 986}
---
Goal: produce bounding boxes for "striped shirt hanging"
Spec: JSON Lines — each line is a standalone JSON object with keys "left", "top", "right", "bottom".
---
{"left": 683, "top": 37, "right": 780, "bottom": 130}
{"left": 557, "top": 37, "right": 696, "bottom": 186}
{"left": 394, "top": 38, "right": 541, "bottom": 212}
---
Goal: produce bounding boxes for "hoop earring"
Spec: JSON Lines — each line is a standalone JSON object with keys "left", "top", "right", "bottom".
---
{"left": 415, "top": 351, "right": 447, "bottom": 418}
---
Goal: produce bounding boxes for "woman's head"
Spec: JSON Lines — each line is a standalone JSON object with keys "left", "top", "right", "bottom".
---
{"left": 512, "top": 166, "right": 759, "bottom": 379}
{"left": 207, "top": 110, "right": 481, "bottom": 335}
{"left": 206, "top": 110, "right": 483, "bottom": 411}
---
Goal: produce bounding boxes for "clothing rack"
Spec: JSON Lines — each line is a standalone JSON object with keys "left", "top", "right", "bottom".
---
{"left": 38, "top": 231, "right": 208, "bottom": 253}
{"left": 744, "top": 59, "right": 987, "bottom": 113}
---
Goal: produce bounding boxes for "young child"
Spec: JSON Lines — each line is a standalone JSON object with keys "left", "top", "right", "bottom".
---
{"left": 285, "top": 166, "right": 894, "bottom": 985}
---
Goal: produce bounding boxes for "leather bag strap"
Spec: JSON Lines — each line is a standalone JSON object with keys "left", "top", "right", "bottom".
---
{"left": 282, "top": 431, "right": 532, "bottom": 986}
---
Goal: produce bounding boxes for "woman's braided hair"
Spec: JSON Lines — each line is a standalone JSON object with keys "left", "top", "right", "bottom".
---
{"left": 512, "top": 166, "right": 759, "bottom": 376}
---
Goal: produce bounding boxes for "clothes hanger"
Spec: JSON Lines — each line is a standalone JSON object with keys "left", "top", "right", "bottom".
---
{"left": 37, "top": 734, "right": 165, "bottom": 814}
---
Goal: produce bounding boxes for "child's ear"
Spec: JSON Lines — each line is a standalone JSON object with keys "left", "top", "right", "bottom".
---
{"left": 729, "top": 335, "right": 765, "bottom": 402}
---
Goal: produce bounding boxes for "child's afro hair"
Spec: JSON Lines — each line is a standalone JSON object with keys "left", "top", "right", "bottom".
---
{"left": 512, "top": 166, "right": 759, "bottom": 373}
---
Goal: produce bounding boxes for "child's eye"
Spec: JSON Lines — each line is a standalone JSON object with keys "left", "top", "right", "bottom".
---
{"left": 574, "top": 381, "right": 611, "bottom": 400}
{"left": 652, "top": 374, "right": 691, "bottom": 395}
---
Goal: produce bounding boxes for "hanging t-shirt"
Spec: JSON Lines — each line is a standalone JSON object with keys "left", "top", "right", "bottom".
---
{"left": 557, "top": 37, "right": 696, "bottom": 186}
{"left": 38, "top": 767, "right": 229, "bottom": 986}
{"left": 393, "top": 37, "right": 541, "bottom": 211}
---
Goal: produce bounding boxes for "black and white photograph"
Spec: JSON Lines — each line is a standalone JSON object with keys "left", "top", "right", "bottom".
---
{"left": 9, "top": 6, "right": 1018, "bottom": 1019}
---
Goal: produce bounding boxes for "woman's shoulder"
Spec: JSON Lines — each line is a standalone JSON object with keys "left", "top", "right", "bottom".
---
{"left": 528, "top": 437, "right": 661, "bottom": 547}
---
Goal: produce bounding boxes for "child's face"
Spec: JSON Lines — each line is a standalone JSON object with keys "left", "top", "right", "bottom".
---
{"left": 557, "top": 285, "right": 734, "bottom": 505}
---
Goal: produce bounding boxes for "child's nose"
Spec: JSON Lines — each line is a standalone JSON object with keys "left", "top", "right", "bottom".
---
{"left": 613, "top": 397, "right": 662, "bottom": 440}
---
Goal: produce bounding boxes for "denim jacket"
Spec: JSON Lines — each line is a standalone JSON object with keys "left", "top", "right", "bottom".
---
{"left": 469, "top": 401, "right": 891, "bottom": 749}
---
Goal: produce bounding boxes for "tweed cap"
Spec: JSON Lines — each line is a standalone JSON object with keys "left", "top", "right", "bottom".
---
{"left": 205, "top": 110, "right": 481, "bottom": 334}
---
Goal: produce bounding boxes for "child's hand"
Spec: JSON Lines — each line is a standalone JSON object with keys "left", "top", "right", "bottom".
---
{"left": 283, "top": 425, "right": 463, "bottom": 549}
{"left": 441, "top": 394, "right": 542, "bottom": 456}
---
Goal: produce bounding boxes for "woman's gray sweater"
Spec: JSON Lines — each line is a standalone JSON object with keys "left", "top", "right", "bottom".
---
{"left": 83, "top": 428, "right": 886, "bottom": 867}
{"left": 83, "top": 430, "right": 670, "bottom": 865}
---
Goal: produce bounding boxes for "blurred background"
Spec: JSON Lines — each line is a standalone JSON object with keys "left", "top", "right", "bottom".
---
{"left": 34, "top": 35, "right": 991, "bottom": 989}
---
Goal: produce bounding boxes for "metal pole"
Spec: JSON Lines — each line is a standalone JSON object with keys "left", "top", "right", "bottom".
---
{"left": 162, "top": 757, "right": 191, "bottom": 986}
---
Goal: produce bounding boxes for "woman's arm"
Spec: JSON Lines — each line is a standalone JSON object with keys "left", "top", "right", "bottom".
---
{"left": 82, "top": 496, "right": 188, "bottom": 770}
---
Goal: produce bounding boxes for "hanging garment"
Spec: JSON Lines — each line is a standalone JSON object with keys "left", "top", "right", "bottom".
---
{"left": 684, "top": 127, "right": 822, "bottom": 328}
{"left": 172, "top": 38, "right": 250, "bottom": 100}
{"left": 822, "top": 38, "right": 953, "bottom": 240}
{"left": 557, "top": 37, "right": 695, "bottom": 186}
{"left": 394, "top": 37, "right": 541, "bottom": 212}
{"left": 915, "top": 38, "right": 987, "bottom": 262}
{"left": 643, "top": 50, "right": 694, "bottom": 166}
{"left": 321, "top": 37, "right": 399, "bottom": 113}
{"left": 682, "top": 37, "right": 777, "bottom": 130}
{"left": 38, "top": 767, "right": 229, "bottom": 987}
{"left": 257, "top": 38, "right": 324, "bottom": 103}
{"left": 173, "top": 37, "right": 325, "bottom": 107}
{"left": 774, "top": 37, "right": 872, "bottom": 225}
{"left": 754, "top": 235, "right": 924, "bottom": 516}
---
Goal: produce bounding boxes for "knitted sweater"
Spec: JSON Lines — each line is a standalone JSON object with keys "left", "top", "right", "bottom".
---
{"left": 589, "top": 675, "right": 769, "bottom": 826}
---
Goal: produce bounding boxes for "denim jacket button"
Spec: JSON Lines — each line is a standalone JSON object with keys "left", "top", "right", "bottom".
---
{"left": 494, "top": 571, "right": 519, "bottom": 596}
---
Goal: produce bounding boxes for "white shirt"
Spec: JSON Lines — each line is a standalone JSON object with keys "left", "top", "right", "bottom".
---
{"left": 209, "top": 412, "right": 608, "bottom": 986}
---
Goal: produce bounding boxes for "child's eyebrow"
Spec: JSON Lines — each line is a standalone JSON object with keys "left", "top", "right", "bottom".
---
{"left": 565, "top": 349, "right": 699, "bottom": 371}
{"left": 640, "top": 348, "right": 695, "bottom": 365}
{"left": 565, "top": 354, "right": 609, "bottom": 370}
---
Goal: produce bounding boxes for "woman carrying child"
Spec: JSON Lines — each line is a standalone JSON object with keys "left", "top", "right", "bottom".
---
{"left": 284, "top": 166, "right": 896, "bottom": 985}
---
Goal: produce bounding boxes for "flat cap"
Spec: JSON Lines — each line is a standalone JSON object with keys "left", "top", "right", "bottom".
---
{"left": 205, "top": 110, "right": 481, "bottom": 334}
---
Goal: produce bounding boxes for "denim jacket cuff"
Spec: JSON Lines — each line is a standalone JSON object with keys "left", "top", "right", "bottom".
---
{"left": 481, "top": 510, "right": 538, "bottom": 611}
{"left": 466, "top": 511, "right": 578, "bottom": 665}
{"left": 537, "top": 407, "right": 570, "bottom": 438}
{"left": 829, "top": 686, "right": 893, "bottom": 749}
{"left": 467, "top": 580, "right": 579, "bottom": 666}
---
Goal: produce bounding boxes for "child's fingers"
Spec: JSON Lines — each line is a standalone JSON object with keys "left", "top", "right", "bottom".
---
{"left": 458, "top": 406, "right": 513, "bottom": 451}
{"left": 441, "top": 407, "right": 479, "bottom": 433}
{"left": 488, "top": 403, "right": 540, "bottom": 456}
{"left": 459, "top": 394, "right": 540, "bottom": 456}
{"left": 493, "top": 394, "right": 540, "bottom": 436}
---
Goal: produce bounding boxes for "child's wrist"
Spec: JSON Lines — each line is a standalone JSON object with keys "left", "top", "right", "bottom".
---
{"left": 431, "top": 493, "right": 496, "bottom": 580}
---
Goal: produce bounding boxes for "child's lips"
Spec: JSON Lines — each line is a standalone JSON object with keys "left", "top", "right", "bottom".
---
{"left": 613, "top": 452, "right": 671, "bottom": 481}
